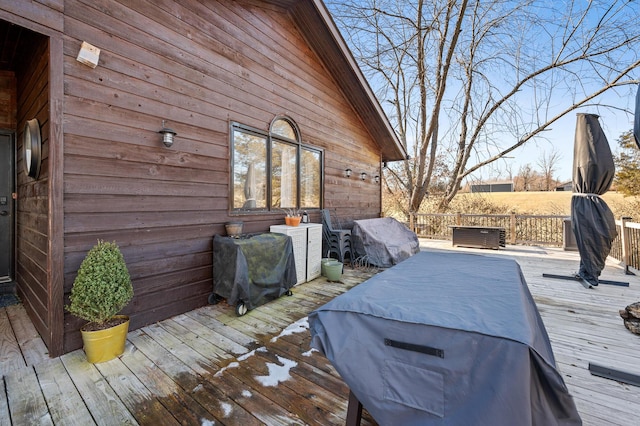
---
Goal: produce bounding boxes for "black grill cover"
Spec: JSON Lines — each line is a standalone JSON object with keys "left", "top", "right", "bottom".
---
{"left": 213, "top": 233, "right": 296, "bottom": 310}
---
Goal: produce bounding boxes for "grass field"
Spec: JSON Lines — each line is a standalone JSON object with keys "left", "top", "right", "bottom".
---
{"left": 455, "top": 191, "right": 639, "bottom": 216}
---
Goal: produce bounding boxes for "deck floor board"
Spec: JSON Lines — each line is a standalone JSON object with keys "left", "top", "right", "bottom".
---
{"left": 35, "top": 358, "right": 94, "bottom": 425}
{"left": 1, "top": 240, "right": 639, "bottom": 425}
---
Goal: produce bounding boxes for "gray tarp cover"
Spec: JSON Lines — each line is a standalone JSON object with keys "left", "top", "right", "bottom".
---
{"left": 213, "top": 233, "right": 296, "bottom": 310}
{"left": 351, "top": 217, "right": 420, "bottom": 267}
{"left": 570, "top": 114, "right": 617, "bottom": 287}
{"left": 309, "top": 251, "right": 581, "bottom": 425}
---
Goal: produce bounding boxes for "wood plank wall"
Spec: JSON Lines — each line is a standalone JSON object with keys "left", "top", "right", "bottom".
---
{"left": 0, "top": 0, "right": 384, "bottom": 354}
{"left": 15, "top": 35, "right": 51, "bottom": 349}
{"left": 0, "top": 71, "right": 17, "bottom": 129}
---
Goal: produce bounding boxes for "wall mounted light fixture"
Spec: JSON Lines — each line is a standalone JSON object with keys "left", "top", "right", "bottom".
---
{"left": 360, "top": 172, "right": 367, "bottom": 181}
{"left": 374, "top": 175, "right": 380, "bottom": 184}
{"left": 158, "top": 120, "right": 177, "bottom": 148}
{"left": 344, "top": 168, "right": 352, "bottom": 178}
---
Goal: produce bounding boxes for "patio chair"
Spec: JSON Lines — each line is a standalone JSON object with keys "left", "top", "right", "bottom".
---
{"left": 321, "top": 209, "right": 352, "bottom": 264}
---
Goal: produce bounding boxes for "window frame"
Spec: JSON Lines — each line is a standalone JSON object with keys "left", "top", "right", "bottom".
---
{"left": 230, "top": 117, "right": 323, "bottom": 214}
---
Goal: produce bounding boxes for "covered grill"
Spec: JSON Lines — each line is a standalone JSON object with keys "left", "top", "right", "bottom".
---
{"left": 309, "top": 251, "right": 581, "bottom": 425}
{"left": 351, "top": 217, "right": 420, "bottom": 267}
{"left": 212, "top": 233, "right": 296, "bottom": 315}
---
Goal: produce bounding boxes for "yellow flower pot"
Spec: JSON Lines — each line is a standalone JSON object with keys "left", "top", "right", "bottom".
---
{"left": 80, "top": 315, "right": 130, "bottom": 363}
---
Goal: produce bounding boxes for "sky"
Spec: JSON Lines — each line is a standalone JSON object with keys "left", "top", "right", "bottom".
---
{"left": 325, "top": 0, "right": 640, "bottom": 186}
{"left": 495, "top": 87, "right": 638, "bottom": 183}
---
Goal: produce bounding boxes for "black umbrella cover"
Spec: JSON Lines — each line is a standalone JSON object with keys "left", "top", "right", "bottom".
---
{"left": 634, "top": 83, "right": 640, "bottom": 149}
{"left": 570, "top": 113, "right": 617, "bottom": 287}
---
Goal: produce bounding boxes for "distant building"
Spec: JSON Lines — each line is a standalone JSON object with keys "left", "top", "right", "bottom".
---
{"left": 470, "top": 181, "right": 514, "bottom": 193}
{"left": 555, "top": 181, "right": 572, "bottom": 191}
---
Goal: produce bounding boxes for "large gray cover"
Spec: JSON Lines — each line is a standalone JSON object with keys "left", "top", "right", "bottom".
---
{"left": 351, "top": 217, "right": 420, "bottom": 267}
{"left": 309, "top": 251, "right": 581, "bottom": 425}
{"left": 570, "top": 114, "right": 617, "bottom": 287}
{"left": 213, "top": 233, "right": 296, "bottom": 310}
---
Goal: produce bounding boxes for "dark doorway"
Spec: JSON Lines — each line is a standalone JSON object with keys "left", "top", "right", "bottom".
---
{"left": 0, "top": 18, "right": 20, "bottom": 288}
{"left": 0, "top": 131, "right": 14, "bottom": 284}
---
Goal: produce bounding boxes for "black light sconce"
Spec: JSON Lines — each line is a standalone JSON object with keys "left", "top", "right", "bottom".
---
{"left": 158, "top": 120, "right": 177, "bottom": 148}
{"left": 360, "top": 172, "right": 367, "bottom": 181}
{"left": 374, "top": 175, "right": 380, "bottom": 184}
{"left": 344, "top": 168, "right": 352, "bottom": 178}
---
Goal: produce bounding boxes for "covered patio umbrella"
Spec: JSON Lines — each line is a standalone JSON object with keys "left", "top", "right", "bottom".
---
{"left": 242, "top": 162, "right": 256, "bottom": 209}
{"left": 570, "top": 113, "right": 617, "bottom": 287}
{"left": 634, "top": 83, "right": 640, "bottom": 149}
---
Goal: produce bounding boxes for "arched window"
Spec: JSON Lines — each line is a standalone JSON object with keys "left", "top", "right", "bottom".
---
{"left": 270, "top": 117, "right": 298, "bottom": 141}
{"left": 231, "top": 116, "right": 322, "bottom": 213}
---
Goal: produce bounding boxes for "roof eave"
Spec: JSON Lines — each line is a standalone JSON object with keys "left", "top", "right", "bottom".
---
{"left": 280, "top": 0, "right": 407, "bottom": 162}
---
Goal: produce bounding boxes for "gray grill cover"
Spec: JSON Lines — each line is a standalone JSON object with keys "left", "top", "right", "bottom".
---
{"left": 351, "top": 217, "right": 420, "bottom": 267}
{"left": 309, "top": 251, "right": 581, "bottom": 425}
{"left": 213, "top": 233, "right": 296, "bottom": 310}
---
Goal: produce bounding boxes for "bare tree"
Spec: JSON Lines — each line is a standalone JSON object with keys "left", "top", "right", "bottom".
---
{"left": 514, "top": 164, "right": 537, "bottom": 192}
{"left": 537, "top": 149, "right": 562, "bottom": 191}
{"left": 326, "top": 0, "right": 640, "bottom": 216}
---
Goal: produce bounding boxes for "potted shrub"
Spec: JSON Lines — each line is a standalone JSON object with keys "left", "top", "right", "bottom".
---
{"left": 225, "top": 220, "right": 244, "bottom": 237}
{"left": 66, "top": 240, "right": 133, "bottom": 363}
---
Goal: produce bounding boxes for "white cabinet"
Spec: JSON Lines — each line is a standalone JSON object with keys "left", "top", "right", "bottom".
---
{"left": 270, "top": 223, "right": 322, "bottom": 285}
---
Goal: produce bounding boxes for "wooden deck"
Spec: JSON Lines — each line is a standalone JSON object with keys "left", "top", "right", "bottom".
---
{"left": 2, "top": 241, "right": 640, "bottom": 425}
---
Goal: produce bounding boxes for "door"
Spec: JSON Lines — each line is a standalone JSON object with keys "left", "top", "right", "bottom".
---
{"left": 0, "top": 132, "right": 15, "bottom": 283}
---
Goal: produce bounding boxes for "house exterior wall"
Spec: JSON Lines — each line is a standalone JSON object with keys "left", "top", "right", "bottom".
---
{"left": 2, "top": 0, "right": 387, "bottom": 355}
{"left": 15, "top": 35, "right": 52, "bottom": 347}
{"left": 0, "top": 71, "right": 16, "bottom": 129}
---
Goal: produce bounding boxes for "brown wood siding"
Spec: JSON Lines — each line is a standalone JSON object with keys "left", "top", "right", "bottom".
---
{"left": 0, "top": 71, "right": 17, "bottom": 128}
{"left": 48, "top": 35, "right": 65, "bottom": 357}
{"left": 2, "top": 0, "right": 389, "bottom": 356}
{"left": 15, "top": 35, "right": 51, "bottom": 351}
{"left": 60, "top": 0, "right": 384, "bottom": 353}
{"left": 0, "top": 0, "right": 64, "bottom": 39}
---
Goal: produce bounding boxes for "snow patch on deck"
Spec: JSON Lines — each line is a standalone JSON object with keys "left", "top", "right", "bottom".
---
{"left": 254, "top": 355, "right": 298, "bottom": 387}
{"left": 270, "top": 317, "right": 309, "bottom": 342}
{"left": 220, "top": 401, "right": 233, "bottom": 417}
{"left": 302, "top": 348, "right": 317, "bottom": 357}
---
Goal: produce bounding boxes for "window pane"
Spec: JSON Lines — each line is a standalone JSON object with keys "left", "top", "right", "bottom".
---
{"left": 233, "top": 129, "right": 267, "bottom": 210}
{"left": 271, "top": 141, "right": 298, "bottom": 209}
{"left": 301, "top": 148, "right": 321, "bottom": 208}
{"left": 271, "top": 118, "right": 297, "bottom": 140}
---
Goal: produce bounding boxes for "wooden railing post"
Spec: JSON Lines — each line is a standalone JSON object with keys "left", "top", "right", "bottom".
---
{"left": 620, "top": 216, "right": 633, "bottom": 275}
{"left": 456, "top": 212, "right": 462, "bottom": 225}
{"left": 510, "top": 211, "right": 517, "bottom": 245}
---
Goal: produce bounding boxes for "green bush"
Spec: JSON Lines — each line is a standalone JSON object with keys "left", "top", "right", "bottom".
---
{"left": 66, "top": 240, "right": 133, "bottom": 325}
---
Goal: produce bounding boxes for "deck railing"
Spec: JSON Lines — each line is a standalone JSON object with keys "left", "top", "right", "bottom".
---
{"left": 610, "top": 217, "right": 640, "bottom": 273}
{"left": 409, "top": 212, "right": 640, "bottom": 271}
